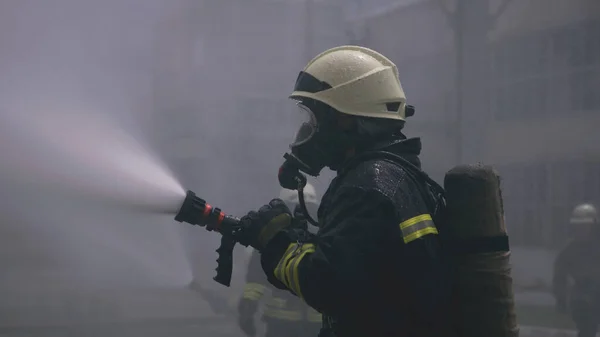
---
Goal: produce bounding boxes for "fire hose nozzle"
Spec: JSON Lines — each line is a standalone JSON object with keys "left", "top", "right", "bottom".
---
{"left": 173, "top": 190, "right": 241, "bottom": 287}
{"left": 174, "top": 190, "right": 240, "bottom": 233}
{"left": 174, "top": 190, "right": 205, "bottom": 225}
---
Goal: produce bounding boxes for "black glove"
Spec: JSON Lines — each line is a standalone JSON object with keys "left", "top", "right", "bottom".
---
{"left": 238, "top": 199, "right": 293, "bottom": 251}
{"left": 238, "top": 299, "right": 258, "bottom": 337}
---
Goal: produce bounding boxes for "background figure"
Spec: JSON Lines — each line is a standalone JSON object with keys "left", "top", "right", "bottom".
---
{"left": 553, "top": 204, "right": 600, "bottom": 337}
{"left": 237, "top": 184, "right": 321, "bottom": 337}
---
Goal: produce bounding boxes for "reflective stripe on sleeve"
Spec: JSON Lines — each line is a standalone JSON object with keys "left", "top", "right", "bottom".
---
{"left": 242, "top": 282, "right": 266, "bottom": 301}
{"left": 399, "top": 214, "right": 438, "bottom": 244}
{"left": 273, "top": 243, "right": 315, "bottom": 298}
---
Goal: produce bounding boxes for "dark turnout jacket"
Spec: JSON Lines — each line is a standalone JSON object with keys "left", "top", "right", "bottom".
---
{"left": 260, "top": 138, "right": 451, "bottom": 337}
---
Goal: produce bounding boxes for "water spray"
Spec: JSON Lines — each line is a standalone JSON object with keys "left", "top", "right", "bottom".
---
{"left": 0, "top": 104, "right": 253, "bottom": 287}
{"left": 0, "top": 105, "right": 192, "bottom": 286}
{"left": 0, "top": 107, "right": 187, "bottom": 213}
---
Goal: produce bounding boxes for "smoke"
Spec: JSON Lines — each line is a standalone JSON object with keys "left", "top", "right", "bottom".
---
{"left": 0, "top": 0, "right": 193, "bottom": 298}
{"left": 0, "top": 104, "right": 186, "bottom": 213}
{"left": 0, "top": 0, "right": 340, "bottom": 329}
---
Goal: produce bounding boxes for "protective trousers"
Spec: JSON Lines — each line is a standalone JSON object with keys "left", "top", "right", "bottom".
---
{"left": 264, "top": 319, "right": 322, "bottom": 337}
{"left": 571, "top": 298, "right": 600, "bottom": 337}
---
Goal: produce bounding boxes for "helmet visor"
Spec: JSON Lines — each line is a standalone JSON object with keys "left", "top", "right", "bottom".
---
{"left": 289, "top": 102, "right": 317, "bottom": 147}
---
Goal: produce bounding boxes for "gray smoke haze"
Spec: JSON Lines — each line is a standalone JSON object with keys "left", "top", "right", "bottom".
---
{"left": 3, "top": 0, "right": 593, "bottom": 335}
{"left": 0, "top": 0, "right": 210, "bottom": 329}
{"left": 0, "top": 0, "right": 321, "bottom": 331}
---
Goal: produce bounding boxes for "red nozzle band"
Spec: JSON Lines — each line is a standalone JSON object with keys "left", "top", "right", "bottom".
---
{"left": 203, "top": 204, "right": 212, "bottom": 217}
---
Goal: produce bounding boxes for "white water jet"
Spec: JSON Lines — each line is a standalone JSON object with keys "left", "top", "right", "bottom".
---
{"left": 0, "top": 101, "right": 194, "bottom": 290}
{"left": 0, "top": 104, "right": 186, "bottom": 214}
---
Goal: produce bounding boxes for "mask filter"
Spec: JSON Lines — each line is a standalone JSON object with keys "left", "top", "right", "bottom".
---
{"left": 277, "top": 155, "right": 320, "bottom": 227}
{"left": 278, "top": 153, "right": 308, "bottom": 190}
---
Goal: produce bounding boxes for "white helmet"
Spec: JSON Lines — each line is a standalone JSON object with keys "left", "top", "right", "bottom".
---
{"left": 570, "top": 204, "right": 598, "bottom": 224}
{"left": 289, "top": 45, "right": 411, "bottom": 121}
{"left": 279, "top": 182, "right": 318, "bottom": 206}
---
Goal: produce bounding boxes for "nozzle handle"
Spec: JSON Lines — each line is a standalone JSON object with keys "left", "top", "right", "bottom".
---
{"left": 214, "top": 235, "right": 235, "bottom": 286}
{"left": 213, "top": 215, "right": 241, "bottom": 286}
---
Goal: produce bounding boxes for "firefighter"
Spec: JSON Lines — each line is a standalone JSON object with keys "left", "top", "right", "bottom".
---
{"left": 235, "top": 46, "right": 450, "bottom": 337}
{"left": 238, "top": 184, "right": 322, "bottom": 337}
{"left": 553, "top": 203, "right": 600, "bottom": 337}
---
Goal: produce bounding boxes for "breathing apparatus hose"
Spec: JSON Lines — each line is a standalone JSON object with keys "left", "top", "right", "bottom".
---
{"left": 297, "top": 181, "right": 320, "bottom": 227}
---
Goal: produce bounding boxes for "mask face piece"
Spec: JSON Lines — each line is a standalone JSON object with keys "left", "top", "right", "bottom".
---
{"left": 290, "top": 103, "right": 318, "bottom": 147}
{"left": 284, "top": 100, "right": 355, "bottom": 180}
{"left": 285, "top": 102, "right": 328, "bottom": 177}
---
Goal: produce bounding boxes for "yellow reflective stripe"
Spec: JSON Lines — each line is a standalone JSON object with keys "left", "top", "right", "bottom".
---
{"left": 263, "top": 308, "right": 303, "bottom": 321}
{"left": 244, "top": 283, "right": 266, "bottom": 292}
{"left": 404, "top": 226, "right": 438, "bottom": 243}
{"left": 274, "top": 243, "right": 298, "bottom": 285}
{"left": 265, "top": 297, "right": 287, "bottom": 308}
{"left": 242, "top": 291, "right": 261, "bottom": 300}
{"left": 399, "top": 214, "right": 432, "bottom": 230}
{"left": 288, "top": 245, "right": 315, "bottom": 298}
{"left": 242, "top": 282, "right": 266, "bottom": 300}
{"left": 273, "top": 243, "right": 315, "bottom": 298}
{"left": 399, "top": 214, "right": 438, "bottom": 244}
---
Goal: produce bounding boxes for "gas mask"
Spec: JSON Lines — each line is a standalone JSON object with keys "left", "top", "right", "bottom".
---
{"left": 277, "top": 161, "right": 320, "bottom": 228}
{"left": 286, "top": 102, "right": 328, "bottom": 176}
{"left": 278, "top": 101, "right": 351, "bottom": 190}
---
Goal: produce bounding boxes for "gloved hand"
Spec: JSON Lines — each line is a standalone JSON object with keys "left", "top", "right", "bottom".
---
{"left": 238, "top": 199, "right": 293, "bottom": 251}
{"left": 238, "top": 298, "right": 258, "bottom": 337}
{"left": 556, "top": 300, "right": 567, "bottom": 314}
